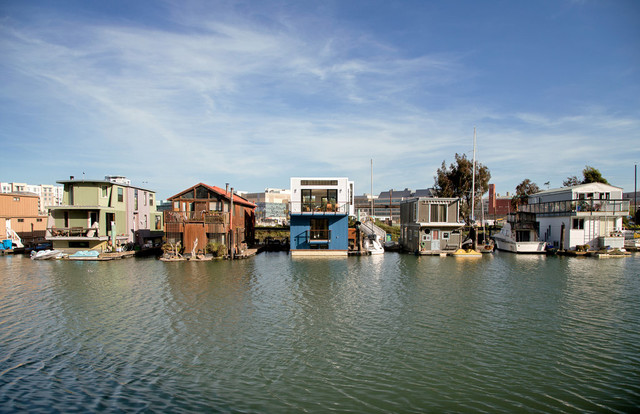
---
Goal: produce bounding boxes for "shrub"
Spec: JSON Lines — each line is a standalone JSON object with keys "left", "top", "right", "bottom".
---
{"left": 206, "top": 242, "right": 226, "bottom": 257}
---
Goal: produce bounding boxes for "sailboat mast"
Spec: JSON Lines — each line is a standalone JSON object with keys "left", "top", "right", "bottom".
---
{"left": 471, "top": 127, "right": 476, "bottom": 225}
{"left": 370, "top": 159, "right": 374, "bottom": 220}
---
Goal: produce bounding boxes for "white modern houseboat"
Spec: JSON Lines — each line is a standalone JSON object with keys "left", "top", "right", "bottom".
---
{"left": 521, "top": 183, "right": 628, "bottom": 251}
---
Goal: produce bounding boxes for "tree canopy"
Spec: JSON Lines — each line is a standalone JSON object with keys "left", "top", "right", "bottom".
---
{"left": 511, "top": 179, "right": 540, "bottom": 210}
{"left": 434, "top": 153, "right": 491, "bottom": 224}
{"left": 563, "top": 165, "right": 609, "bottom": 187}
{"left": 582, "top": 165, "right": 609, "bottom": 184}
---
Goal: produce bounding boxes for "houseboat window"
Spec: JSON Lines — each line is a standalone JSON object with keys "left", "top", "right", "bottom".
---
{"left": 117, "top": 188, "right": 123, "bottom": 202}
{"left": 155, "top": 215, "right": 162, "bottom": 230}
{"left": 101, "top": 186, "right": 108, "bottom": 197}
{"left": 578, "top": 193, "right": 585, "bottom": 200}
{"left": 183, "top": 190, "right": 194, "bottom": 199}
{"left": 572, "top": 218, "right": 584, "bottom": 230}
{"left": 17, "top": 218, "right": 24, "bottom": 223}
{"left": 37, "top": 218, "right": 42, "bottom": 222}
{"left": 587, "top": 193, "right": 593, "bottom": 199}
{"left": 430, "top": 204, "right": 446, "bottom": 222}
{"left": 302, "top": 189, "right": 338, "bottom": 211}
{"left": 195, "top": 187, "right": 210, "bottom": 199}
{"left": 150, "top": 194, "right": 154, "bottom": 206}
{"left": 144, "top": 192, "right": 147, "bottom": 206}
{"left": 309, "top": 218, "right": 329, "bottom": 240}
{"left": 442, "top": 232, "right": 450, "bottom": 240}
{"left": 13, "top": 197, "right": 20, "bottom": 201}
{"left": 173, "top": 201, "right": 180, "bottom": 210}
{"left": 134, "top": 190, "right": 139, "bottom": 210}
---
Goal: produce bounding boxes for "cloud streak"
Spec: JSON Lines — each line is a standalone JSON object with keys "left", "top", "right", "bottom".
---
{"left": 1, "top": 1, "right": 638, "bottom": 198}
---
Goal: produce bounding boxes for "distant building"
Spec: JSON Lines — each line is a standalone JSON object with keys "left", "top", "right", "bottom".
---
{"left": 0, "top": 192, "right": 48, "bottom": 247}
{"left": 623, "top": 191, "right": 639, "bottom": 214}
{"left": 1, "top": 182, "right": 63, "bottom": 214}
{"left": 243, "top": 188, "right": 290, "bottom": 225}
{"left": 47, "top": 176, "right": 163, "bottom": 251}
{"left": 373, "top": 188, "right": 434, "bottom": 224}
{"left": 486, "top": 184, "right": 513, "bottom": 222}
{"left": 289, "top": 177, "right": 354, "bottom": 256}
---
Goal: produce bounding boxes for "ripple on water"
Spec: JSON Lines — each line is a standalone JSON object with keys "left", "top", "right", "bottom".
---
{"left": 1, "top": 253, "right": 640, "bottom": 412}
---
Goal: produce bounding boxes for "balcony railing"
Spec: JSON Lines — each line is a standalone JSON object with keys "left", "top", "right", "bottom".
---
{"left": 47, "top": 227, "right": 101, "bottom": 238}
{"left": 290, "top": 202, "right": 349, "bottom": 214}
{"left": 520, "top": 199, "right": 629, "bottom": 216}
{"left": 164, "top": 210, "right": 229, "bottom": 225}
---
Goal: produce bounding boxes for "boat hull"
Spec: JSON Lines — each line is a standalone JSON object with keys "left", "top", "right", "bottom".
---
{"left": 494, "top": 236, "right": 546, "bottom": 254}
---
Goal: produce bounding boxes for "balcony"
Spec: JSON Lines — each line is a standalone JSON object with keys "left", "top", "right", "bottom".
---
{"left": 521, "top": 199, "right": 629, "bottom": 217}
{"left": 290, "top": 201, "right": 349, "bottom": 215}
{"left": 164, "top": 210, "right": 229, "bottom": 225}
{"left": 46, "top": 226, "right": 108, "bottom": 240}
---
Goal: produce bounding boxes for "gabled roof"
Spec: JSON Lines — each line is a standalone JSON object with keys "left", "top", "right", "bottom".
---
{"left": 167, "top": 183, "right": 256, "bottom": 209}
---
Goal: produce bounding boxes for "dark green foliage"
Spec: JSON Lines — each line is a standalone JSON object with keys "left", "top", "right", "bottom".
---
{"left": 434, "top": 153, "right": 491, "bottom": 224}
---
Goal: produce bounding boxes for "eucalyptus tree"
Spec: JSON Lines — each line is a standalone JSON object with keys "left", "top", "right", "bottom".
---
{"left": 434, "top": 153, "right": 491, "bottom": 224}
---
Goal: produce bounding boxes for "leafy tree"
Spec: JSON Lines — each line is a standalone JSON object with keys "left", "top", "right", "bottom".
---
{"left": 582, "top": 165, "right": 609, "bottom": 184}
{"left": 434, "top": 153, "right": 491, "bottom": 224}
{"left": 563, "top": 175, "right": 580, "bottom": 187}
{"left": 511, "top": 179, "right": 540, "bottom": 210}
{"left": 563, "top": 166, "right": 609, "bottom": 187}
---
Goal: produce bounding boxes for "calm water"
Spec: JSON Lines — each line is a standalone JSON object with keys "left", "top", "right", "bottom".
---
{"left": 1, "top": 252, "right": 639, "bottom": 413}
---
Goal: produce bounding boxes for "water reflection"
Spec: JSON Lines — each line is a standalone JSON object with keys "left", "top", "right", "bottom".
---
{"left": 1, "top": 253, "right": 639, "bottom": 412}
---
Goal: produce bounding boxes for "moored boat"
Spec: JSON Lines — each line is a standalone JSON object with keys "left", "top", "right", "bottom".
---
{"left": 493, "top": 212, "right": 546, "bottom": 254}
{"left": 30, "top": 249, "right": 64, "bottom": 260}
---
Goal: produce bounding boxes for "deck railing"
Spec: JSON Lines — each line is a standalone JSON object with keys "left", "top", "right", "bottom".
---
{"left": 521, "top": 199, "right": 629, "bottom": 216}
{"left": 290, "top": 202, "right": 350, "bottom": 214}
{"left": 47, "top": 227, "right": 100, "bottom": 238}
{"left": 164, "top": 210, "right": 229, "bottom": 224}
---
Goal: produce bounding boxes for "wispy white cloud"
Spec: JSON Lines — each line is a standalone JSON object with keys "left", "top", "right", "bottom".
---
{"left": 1, "top": 1, "right": 638, "bottom": 197}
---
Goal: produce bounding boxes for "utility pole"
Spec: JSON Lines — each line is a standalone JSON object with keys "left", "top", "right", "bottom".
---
{"left": 230, "top": 186, "right": 234, "bottom": 260}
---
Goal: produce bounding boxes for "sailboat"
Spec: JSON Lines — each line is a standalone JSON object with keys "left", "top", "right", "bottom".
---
{"left": 458, "top": 128, "right": 484, "bottom": 256}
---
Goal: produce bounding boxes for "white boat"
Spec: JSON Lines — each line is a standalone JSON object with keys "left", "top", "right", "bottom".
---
{"left": 31, "top": 249, "right": 64, "bottom": 260}
{"left": 493, "top": 213, "right": 546, "bottom": 254}
{"left": 363, "top": 234, "right": 385, "bottom": 255}
{"left": 623, "top": 230, "right": 640, "bottom": 249}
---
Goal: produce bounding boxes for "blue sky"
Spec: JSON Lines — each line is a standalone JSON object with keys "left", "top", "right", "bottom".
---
{"left": 1, "top": 0, "right": 639, "bottom": 200}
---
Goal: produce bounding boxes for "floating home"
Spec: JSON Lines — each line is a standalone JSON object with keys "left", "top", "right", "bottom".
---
{"left": 289, "top": 177, "right": 354, "bottom": 256}
{"left": 164, "top": 183, "right": 256, "bottom": 257}
{"left": 400, "top": 197, "right": 464, "bottom": 255}
{"left": 522, "top": 182, "right": 629, "bottom": 251}
{"left": 47, "top": 176, "right": 163, "bottom": 252}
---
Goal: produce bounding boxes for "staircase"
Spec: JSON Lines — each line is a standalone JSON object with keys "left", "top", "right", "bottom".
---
{"left": 359, "top": 218, "right": 386, "bottom": 241}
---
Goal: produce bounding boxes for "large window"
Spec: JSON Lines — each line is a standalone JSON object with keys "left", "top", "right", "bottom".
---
{"left": 572, "top": 218, "right": 584, "bottom": 230}
{"left": 301, "top": 189, "right": 338, "bottom": 212}
{"left": 310, "top": 218, "right": 329, "bottom": 240}
{"left": 117, "top": 187, "right": 123, "bottom": 202}
{"left": 430, "top": 204, "right": 447, "bottom": 222}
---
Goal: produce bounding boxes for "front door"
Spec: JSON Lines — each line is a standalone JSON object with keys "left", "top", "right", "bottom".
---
{"left": 430, "top": 230, "right": 440, "bottom": 250}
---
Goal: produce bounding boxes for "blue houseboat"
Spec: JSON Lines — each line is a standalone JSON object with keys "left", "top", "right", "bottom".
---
{"left": 289, "top": 177, "right": 354, "bottom": 256}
